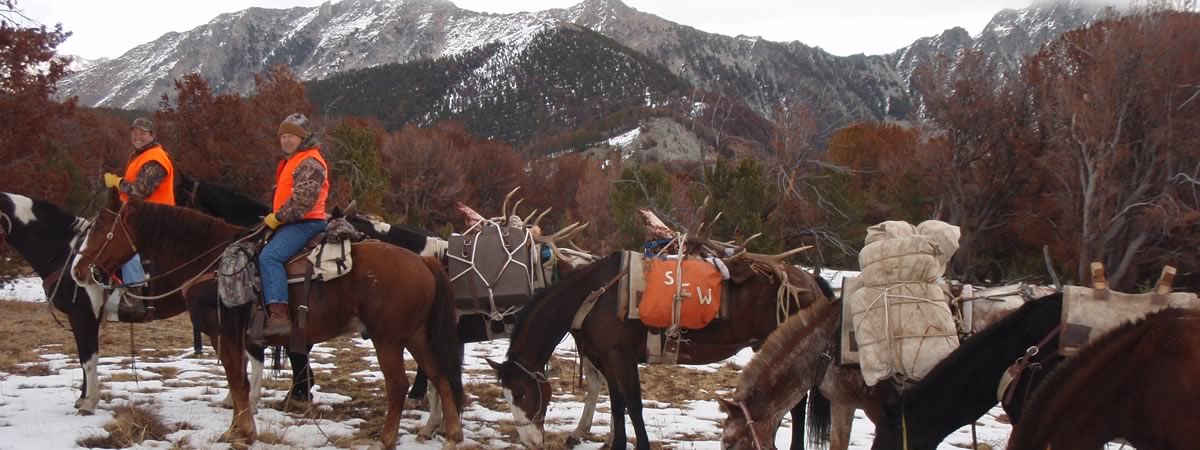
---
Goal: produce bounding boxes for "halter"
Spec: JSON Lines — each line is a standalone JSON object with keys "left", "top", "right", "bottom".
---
{"left": 735, "top": 400, "right": 774, "bottom": 450}
{"left": 509, "top": 360, "right": 551, "bottom": 426}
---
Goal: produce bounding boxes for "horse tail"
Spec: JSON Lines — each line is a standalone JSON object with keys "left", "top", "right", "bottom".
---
{"left": 421, "top": 256, "right": 464, "bottom": 412}
{"left": 807, "top": 387, "right": 832, "bottom": 450}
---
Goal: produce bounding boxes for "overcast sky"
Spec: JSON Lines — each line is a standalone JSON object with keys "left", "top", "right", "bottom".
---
{"left": 24, "top": 0, "right": 1107, "bottom": 60}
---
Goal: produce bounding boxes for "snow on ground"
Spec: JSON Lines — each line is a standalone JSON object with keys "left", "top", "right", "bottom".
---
{"left": 0, "top": 277, "right": 45, "bottom": 302}
{"left": 0, "top": 278, "right": 1126, "bottom": 449}
{"left": 0, "top": 331, "right": 1034, "bottom": 450}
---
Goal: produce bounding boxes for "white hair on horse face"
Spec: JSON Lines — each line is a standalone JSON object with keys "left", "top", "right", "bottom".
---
{"left": 3, "top": 193, "right": 37, "bottom": 225}
{"left": 504, "top": 387, "right": 544, "bottom": 448}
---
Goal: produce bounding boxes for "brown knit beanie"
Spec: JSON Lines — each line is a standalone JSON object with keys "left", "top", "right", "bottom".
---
{"left": 278, "top": 113, "right": 309, "bottom": 139}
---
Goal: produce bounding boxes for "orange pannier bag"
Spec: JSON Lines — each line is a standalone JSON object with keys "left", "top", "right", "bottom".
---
{"left": 638, "top": 258, "right": 723, "bottom": 329}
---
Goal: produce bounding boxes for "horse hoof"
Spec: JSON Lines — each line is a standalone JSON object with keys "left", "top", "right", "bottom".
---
{"left": 566, "top": 436, "right": 581, "bottom": 446}
{"left": 440, "top": 441, "right": 458, "bottom": 450}
{"left": 75, "top": 408, "right": 95, "bottom": 416}
{"left": 417, "top": 430, "right": 433, "bottom": 441}
{"left": 73, "top": 398, "right": 83, "bottom": 409}
{"left": 220, "top": 394, "right": 233, "bottom": 408}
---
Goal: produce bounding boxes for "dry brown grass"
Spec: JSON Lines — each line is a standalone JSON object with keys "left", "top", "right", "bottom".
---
{"left": 0, "top": 300, "right": 198, "bottom": 373}
{"left": 76, "top": 402, "right": 176, "bottom": 448}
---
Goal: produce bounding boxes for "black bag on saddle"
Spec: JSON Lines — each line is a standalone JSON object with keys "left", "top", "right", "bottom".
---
{"left": 217, "top": 241, "right": 260, "bottom": 308}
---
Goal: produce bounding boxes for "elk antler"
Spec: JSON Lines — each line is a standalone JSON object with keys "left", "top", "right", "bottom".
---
{"left": 523, "top": 208, "right": 539, "bottom": 226}
{"left": 532, "top": 222, "right": 586, "bottom": 262}
{"left": 501, "top": 187, "right": 521, "bottom": 224}
{"left": 510, "top": 198, "right": 525, "bottom": 226}
{"left": 532, "top": 207, "right": 552, "bottom": 228}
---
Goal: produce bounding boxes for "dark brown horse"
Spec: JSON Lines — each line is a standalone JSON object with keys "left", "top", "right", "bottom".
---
{"left": 70, "top": 197, "right": 465, "bottom": 449}
{"left": 1005, "top": 307, "right": 1200, "bottom": 450}
{"left": 870, "top": 294, "right": 1066, "bottom": 450}
{"left": 717, "top": 297, "right": 895, "bottom": 450}
{"left": 490, "top": 250, "right": 834, "bottom": 449}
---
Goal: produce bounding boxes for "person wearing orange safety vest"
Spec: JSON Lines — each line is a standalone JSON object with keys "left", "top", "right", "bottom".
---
{"left": 103, "top": 117, "right": 176, "bottom": 318}
{"left": 260, "top": 113, "right": 329, "bottom": 337}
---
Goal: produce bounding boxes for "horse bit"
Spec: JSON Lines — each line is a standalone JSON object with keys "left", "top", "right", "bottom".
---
{"left": 510, "top": 360, "right": 551, "bottom": 427}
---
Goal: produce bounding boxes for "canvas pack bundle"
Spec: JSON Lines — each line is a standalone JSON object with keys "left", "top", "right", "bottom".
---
{"left": 847, "top": 220, "right": 961, "bottom": 386}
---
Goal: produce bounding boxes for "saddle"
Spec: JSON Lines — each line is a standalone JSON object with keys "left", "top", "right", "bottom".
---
{"left": 235, "top": 218, "right": 365, "bottom": 352}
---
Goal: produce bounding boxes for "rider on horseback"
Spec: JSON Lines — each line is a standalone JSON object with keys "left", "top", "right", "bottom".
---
{"left": 261, "top": 113, "right": 329, "bottom": 337}
{"left": 104, "top": 117, "right": 176, "bottom": 318}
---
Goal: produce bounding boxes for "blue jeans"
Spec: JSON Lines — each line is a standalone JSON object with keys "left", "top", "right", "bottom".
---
{"left": 260, "top": 220, "right": 326, "bottom": 305}
{"left": 121, "top": 253, "right": 146, "bottom": 286}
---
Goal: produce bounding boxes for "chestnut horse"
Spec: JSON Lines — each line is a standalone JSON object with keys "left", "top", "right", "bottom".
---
{"left": 490, "top": 251, "right": 834, "bottom": 450}
{"left": 70, "top": 197, "right": 465, "bottom": 449}
{"left": 1005, "top": 307, "right": 1200, "bottom": 450}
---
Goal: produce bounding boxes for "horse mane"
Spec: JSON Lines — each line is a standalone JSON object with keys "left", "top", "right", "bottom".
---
{"left": 1019, "top": 307, "right": 1192, "bottom": 422}
{"left": 126, "top": 200, "right": 243, "bottom": 258}
{"left": 735, "top": 298, "right": 838, "bottom": 399}
{"left": 506, "top": 252, "right": 621, "bottom": 360}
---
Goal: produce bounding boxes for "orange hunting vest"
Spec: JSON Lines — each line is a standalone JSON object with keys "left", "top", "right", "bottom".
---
{"left": 273, "top": 148, "right": 329, "bottom": 221}
{"left": 120, "top": 144, "right": 176, "bottom": 205}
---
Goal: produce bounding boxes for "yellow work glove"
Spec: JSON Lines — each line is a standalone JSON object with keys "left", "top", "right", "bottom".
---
{"left": 263, "top": 213, "right": 282, "bottom": 230}
{"left": 103, "top": 173, "right": 123, "bottom": 189}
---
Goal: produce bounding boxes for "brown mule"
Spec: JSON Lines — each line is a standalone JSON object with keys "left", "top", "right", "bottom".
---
{"left": 72, "top": 194, "right": 465, "bottom": 450}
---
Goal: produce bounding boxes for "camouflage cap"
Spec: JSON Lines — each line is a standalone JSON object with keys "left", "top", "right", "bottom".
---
{"left": 130, "top": 117, "right": 155, "bottom": 134}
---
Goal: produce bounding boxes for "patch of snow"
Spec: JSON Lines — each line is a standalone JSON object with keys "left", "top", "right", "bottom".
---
{"left": 606, "top": 128, "right": 640, "bottom": 148}
{"left": 0, "top": 277, "right": 44, "bottom": 302}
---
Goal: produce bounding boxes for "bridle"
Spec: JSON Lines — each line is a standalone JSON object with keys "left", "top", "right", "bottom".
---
{"left": 509, "top": 360, "right": 551, "bottom": 427}
{"left": 734, "top": 400, "right": 774, "bottom": 450}
{"left": 79, "top": 207, "right": 139, "bottom": 288}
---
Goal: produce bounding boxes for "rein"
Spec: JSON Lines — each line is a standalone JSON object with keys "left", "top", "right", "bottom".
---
{"left": 510, "top": 360, "right": 551, "bottom": 426}
{"left": 80, "top": 206, "right": 265, "bottom": 301}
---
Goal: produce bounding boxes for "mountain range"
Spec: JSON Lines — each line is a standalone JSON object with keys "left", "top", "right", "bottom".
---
{"left": 58, "top": 0, "right": 1117, "bottom": 137}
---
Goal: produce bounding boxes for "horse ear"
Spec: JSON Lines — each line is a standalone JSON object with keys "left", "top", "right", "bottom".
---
{"left": 716, "top": 398, "right": 737, "bottom": 414}
{"left": 486, "top": 358, "right": 503, "bottom": 372}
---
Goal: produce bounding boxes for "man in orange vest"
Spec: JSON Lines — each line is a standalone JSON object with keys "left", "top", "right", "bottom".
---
{"left": 260, "top": 113, "right": 329, "bottom": 336}
{"left": 103, "top": 117, "right": 176, "bottom": 318}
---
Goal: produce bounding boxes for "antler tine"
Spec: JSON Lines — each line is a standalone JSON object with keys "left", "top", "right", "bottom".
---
{"left": 730, "top": 233, "right": 764, "bottom": 257}
{"left": 532, "top": 207, "right": 552, "bottom": 227}
{"left": 523, "top": 208, "right": 538, "bottom": 225}
{"left": 501, "top": 186, "right": 521, "bottom": 223}
{"left": 511, "top": 198, "right": 525, "bottom": 222}
{"left": 533, "top": 222, "right": 582, "bottom": 243}
{"left": 736, "top": 245, "right": 814, "bottom": 263}
{"left": 706, "top": 212, "right": 723, "bottom": 238}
